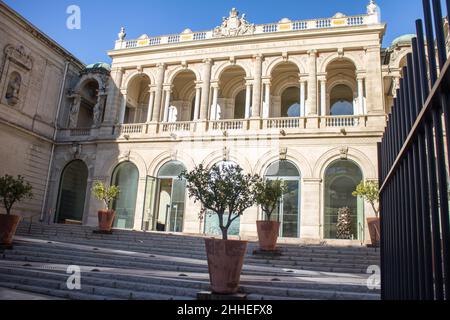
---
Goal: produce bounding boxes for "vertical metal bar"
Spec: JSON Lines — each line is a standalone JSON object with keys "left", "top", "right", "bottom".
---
{"left": 423, "top": 0, "right": 438, "bottom": 84}
{"left": 431, "top": 0, "right": 447, "bottom": 71}
{"left": 412, "top": 36, "right": 434, "bottom": 300}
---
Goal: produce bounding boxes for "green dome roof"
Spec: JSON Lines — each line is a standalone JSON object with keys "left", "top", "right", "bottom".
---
{"left": 84, "top": 62, "right": 111, "bottom": 72}
{"left": 391, "top": 34, "right": 416, "bottom": 47}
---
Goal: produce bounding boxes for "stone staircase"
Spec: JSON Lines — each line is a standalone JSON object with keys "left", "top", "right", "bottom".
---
{"left": 0, "top": 222, "right": 381, "bottom": 300}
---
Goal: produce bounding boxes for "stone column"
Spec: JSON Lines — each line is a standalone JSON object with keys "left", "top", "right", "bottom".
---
{"left": 301, "top": 178, "right": 322, "bottom": 239}
{"left": 251, "top": 54, "right": 263, "bottom": 118}
{"left": 118, "top": 90, "right": 127, "bottom": 124}
{"left": 299, "top": 79, "right": 306, "bottom": 117}
{"left": 365, "top": 46, "right": 384, "bottom": 114}
{"left": 245, "top": 82, "right": 252, "bottom": 119}
{"left": 263, "top": 82, "right": 271, "bottom": 118}
{"left": 193, "top": 84, "right": 201, "bottom": 121}
{"left": 200, "top": 59, "right": 212, "bottom": 120}
{"left": 162, "top": 86, "right": 172, "bottom": 122}
{"left": 104, "top": 67, "right": 124, "bottom": 126}
{"left": 306, "top": 50, "right": 318, "bottom": 116}
{"left": 146, "top": 88, "right": 155, "bottom": 123}
{"left": 151, "top": 63, "right": 165, "bottom": 122}
{"left": 210, "top": 84, "right": 219, "bottom": 120}
{"left": 320, "top": 78, "right": 327, "bottom": 116}
{"left": 357, "top": 77, "right": 365, "bottom": 115}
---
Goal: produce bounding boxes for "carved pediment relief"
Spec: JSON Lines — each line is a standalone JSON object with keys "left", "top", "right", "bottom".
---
{"left": 213, "top": 8, "right": 255, "bottom": 38}
{"left": 4, "top": 45, "right": 33, "bottom": 71}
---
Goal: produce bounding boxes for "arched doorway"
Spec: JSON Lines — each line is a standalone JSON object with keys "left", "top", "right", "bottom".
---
{"left": 111, "top": 162, "right": 139, "bottom": 229}
{"left": 55, "top": 160, "right": 88, "bottom": 224}
{"left": 151, "top": 161, "right": 187, "bottom": 232}
{"left": 265, "top": 160, "right": 301, "bottom": 238}
{"left": 324, "top": 160, "right": 364, "bottom": 240}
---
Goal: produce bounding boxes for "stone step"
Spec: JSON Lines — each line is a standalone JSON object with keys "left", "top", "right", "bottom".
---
{"left": 9, "top": 243, "right": 378, "bottom": 270}
{"left": 17, "top": 223, "right": 380, "bottom": 254}
{"left": 0, "top": 272, "right": 194, "bottom": 300}
{"left": 0, "top": 265, "right": 378, "bottom": 300}
{"left": 13, "top": 234, "right": 380, "bottom": 263}
{"left": 10, "top": 243, "right": 379, "bottom": 268}
{"left": 5, "top": 243, "right": 375, "bottom": 275}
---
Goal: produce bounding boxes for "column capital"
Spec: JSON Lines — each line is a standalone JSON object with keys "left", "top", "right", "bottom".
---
{"left": 120, "top": 89, "right": 127, "bottom": 95}
{"left": 317, "top": 76, "right": 327, "bottom": 82}
{"left": 156, "top": 63, "right": 166, "bottom": 69}
{"left": 245, "top": 81, "right": 253, "bottom": 87}
{"left": 262, "top": 79, "right": 271, "bottom": 85}
{"left": 203, "top": 58, "right": 213, "bottom": 64}
{"left": 163, "top": 84, "right": 173, "bottom": 91}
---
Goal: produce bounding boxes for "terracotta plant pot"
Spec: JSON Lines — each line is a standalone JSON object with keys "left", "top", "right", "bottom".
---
{"left": 204, "top": 238, "right": 247, "bottom": 294}
{"left": 98, "top": 210, "right": 115, "bottom": 232}
{"left": 256, "top": 221, "right": 280, "bottom": 251}
{"left": 0, "top": 214, "right": 21, "bottom": 246}
{"left": 367, "top": 217, "right": 380, "bottom": 247}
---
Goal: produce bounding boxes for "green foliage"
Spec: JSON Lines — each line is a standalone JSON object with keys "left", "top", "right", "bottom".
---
{"left": 254, "top": 179, "right": 287, "bottom": 221}
{"left": 0, "top": 175, "right": 33, "bottom": 215}
{"left": 92, "top": 181, "right": 120, "bottom": 210}
{"left": 353, "top": 180, "right": 380, "bottom": 218}
{"left": 336, "top": 207, "right": 353, "bottom": 240}
{"left": 181, "top": 164, "right": 259, "bottom": 240}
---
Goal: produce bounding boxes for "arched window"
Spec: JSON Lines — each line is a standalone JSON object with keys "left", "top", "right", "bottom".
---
{"left": 324, "top": 160, "right": 364, "bottom": 240}
{"left": 281, "top": 87, "right": 300, "bottom": 117}
{"left": 55, "top": 160, "right": 88, "bottom": 224}
{"left": 154, "top": 161, "right": 187, "bottom": 232}
{"left": 111, "top": 162, "right": 139, "bottom": 229}
{"left": 265, "top": 161, "right": 301, "bottom": 238}
{"left": 330, "top": 84, "right": 354, "bottom": 116}
{"left": 234, "top": 90, "right": 246, "bottom": 119}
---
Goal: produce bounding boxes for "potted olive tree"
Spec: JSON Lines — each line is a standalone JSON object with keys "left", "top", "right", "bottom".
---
{"left": 92, "top": 181, "right": 120, "bottom": 233}
{"left": 181, "top": 163, "right": 258, "bottom": 294}
{"left": 353, "top": 180, "right": 380, "bottom": 247}
{"left": 0, "top": 175, "right": 33, "bottom": 246}
{"left": 254, "top": 179, "right": 286, "bottom": 251}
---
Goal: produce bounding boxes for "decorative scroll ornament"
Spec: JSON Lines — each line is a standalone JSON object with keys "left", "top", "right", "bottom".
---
{"left": 340, "top": 147, "right": 349, "bottom": 160}
{"left": 4, "top": 45, "right": 33, "bottom": 70}
{"left": 213, "top": 8, "right": 255, "bottom": 38}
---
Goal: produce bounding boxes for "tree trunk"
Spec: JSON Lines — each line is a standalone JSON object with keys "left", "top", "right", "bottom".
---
{"left": 221, "top": 227, "right": 228, "bottom": 241}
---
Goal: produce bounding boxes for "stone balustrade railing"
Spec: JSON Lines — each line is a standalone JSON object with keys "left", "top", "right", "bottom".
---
{"left": 58, "top": 115, "right": 383, "bottom": 141}
{"left": 115, "top": 14, "right": 374, "bottom": 50}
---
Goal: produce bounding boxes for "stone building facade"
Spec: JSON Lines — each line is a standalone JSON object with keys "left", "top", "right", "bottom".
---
{"left": 0, "top": 1, "right": 83, "bottom": 219}
{"left": 1, "top": 1, "right": 418, "bottom": 243}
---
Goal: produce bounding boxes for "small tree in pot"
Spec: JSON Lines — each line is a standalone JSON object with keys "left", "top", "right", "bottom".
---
{"left": 181, "top": 163, "right": 258, "bottom": 294}
{"left": 353, "top": 180, "right": 380, "bottom": 247}
{"left": 0, "top": 175, "right": 33, "bottom": 246}
{"left": 92, "top": 181, "right": 120, "bottom": 233}
{"left": 254, "top": 179, "right": 287, "bottom": 251}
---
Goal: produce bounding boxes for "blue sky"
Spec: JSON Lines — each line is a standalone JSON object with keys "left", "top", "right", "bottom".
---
{"left": 4, "top": 0, "right": 429, "bottom": 65}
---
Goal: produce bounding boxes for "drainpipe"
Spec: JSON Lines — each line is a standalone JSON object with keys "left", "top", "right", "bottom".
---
{"left": 40, "top": 60, "right": 71, "bottom": 222}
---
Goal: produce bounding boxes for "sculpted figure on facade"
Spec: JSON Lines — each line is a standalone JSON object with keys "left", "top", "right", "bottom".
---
{"left": 5, "top": 72, "right": 21, "bottom": 106}
{"left": 213, "top": 8, "right": 255, "bottom": 37}
{"left": 68, "top": 94, "right": 81, "bottom": 128}
{"left": 93, "top": 94, "right": 106, "bottom": 127}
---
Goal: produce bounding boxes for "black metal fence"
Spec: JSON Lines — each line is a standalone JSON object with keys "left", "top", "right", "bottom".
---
{"left": 379, "top": 0, "right": 450, "bottom": 300}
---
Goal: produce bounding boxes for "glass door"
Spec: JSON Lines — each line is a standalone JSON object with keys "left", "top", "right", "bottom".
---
{"left": 281, "top": 180, "right": 300, "bottom": 238}
{"left": 168, "top": 178, "right": 186, "bottom": 232}
{"left": 268, "top": 178, "right": 301, "bottom": 238}
{"left": 142, "top": 176, "right": 157, "bottom": 231}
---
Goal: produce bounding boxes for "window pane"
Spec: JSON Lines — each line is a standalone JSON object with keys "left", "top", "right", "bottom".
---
{"left": 112, "top": 162, "right": 139, "bottom": 229}
{"left": 266, "top": 161, "right": 300, "bottom": 177}
{"left": 158, "top": 161, "right": 186, "bottom": 177}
